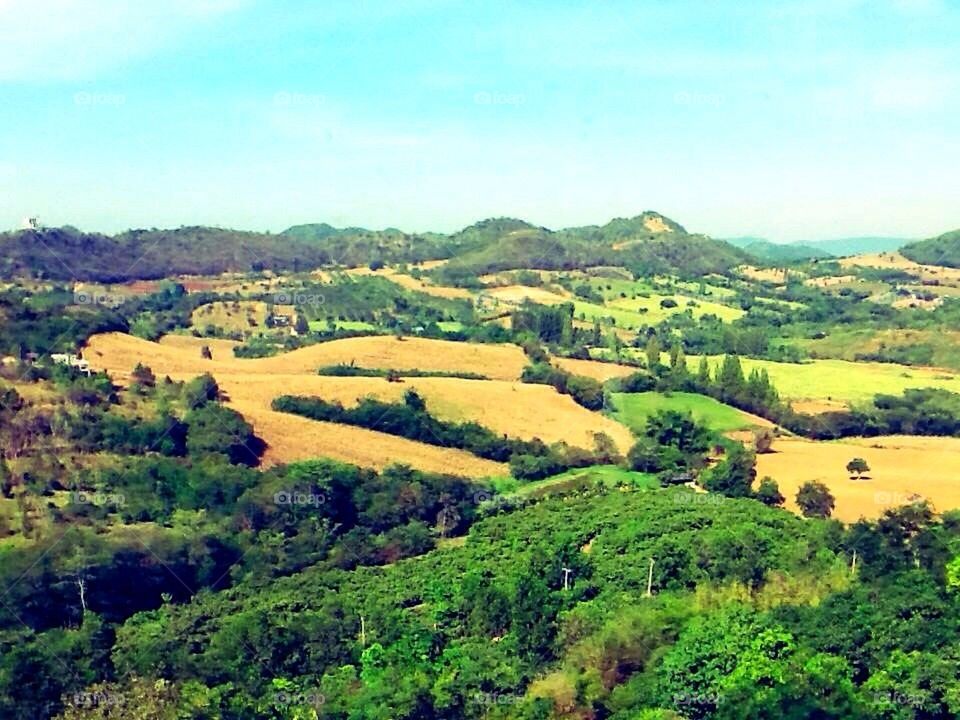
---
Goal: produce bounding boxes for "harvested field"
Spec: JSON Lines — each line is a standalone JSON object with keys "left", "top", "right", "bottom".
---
{"left": 484, "top": 285, "right": 572, "bottom": 305}
{"left": 790, "top": 399, "right": 849, "bottom": 415}
{"left": 87, "top": 333, "right": 528, "bottom": 381}
{"left": 552, "top": 357, "right": 638, "bottom": 382}
{"left": 756, "top": 435, "right": 960, "bottom": 522}
{"left": 222, "top": 396, "right": 505, "bottom": 475}
{"left": 84, "top": 332, "right": 623, "bottom": 472}
{"left": 223, "top": 375, "right": 635, "bottom": 453}
{"left": 840, "top": 252, "right": 960, "bottom": 284}
{"left": 158, "top": 335, "right": 241, "bottom": 356}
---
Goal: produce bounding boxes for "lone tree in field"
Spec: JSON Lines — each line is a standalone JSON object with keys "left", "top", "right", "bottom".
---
{"left": 796, "top": 481, "right": 835, "bottom": 518}
{"left": 756, "top": 476, "right": 785, "bottom": 507}
{"left": 846, "top": 457, "right": 870, "bottom": 479}
{"left": 753, "top": 428, "right": 775, "bottom": 454}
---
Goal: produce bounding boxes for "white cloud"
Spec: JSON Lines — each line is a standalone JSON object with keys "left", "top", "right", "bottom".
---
{"left": 0, "top": 0, "right": 248, "bottom": 81}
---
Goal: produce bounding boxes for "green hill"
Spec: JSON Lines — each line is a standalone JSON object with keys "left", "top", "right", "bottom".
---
{"left": 0, "top": 211, "right": 748, "bottom": 283}
{"left": 901, "top": 229, "right": 960, "bottom": 268}
{"left": 437, "top": 212, "right": 748, "bottom": 281}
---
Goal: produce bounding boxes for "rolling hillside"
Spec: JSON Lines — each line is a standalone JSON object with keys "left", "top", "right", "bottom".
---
{"left": 901, "top": 228, "right": 960, "bottom": 268}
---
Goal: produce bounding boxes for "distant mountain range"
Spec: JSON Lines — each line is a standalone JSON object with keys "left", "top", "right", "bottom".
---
{"left": 724, "top": 236, "right": 911, "bottom": 263}
{"left": 0, "top": 211, "right": 748, "bottom": 283}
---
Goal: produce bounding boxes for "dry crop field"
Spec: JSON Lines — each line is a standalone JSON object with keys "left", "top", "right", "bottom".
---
{"left": 756, "top": 434, "right": 960, "bottom": 521}
{"left": 84, "top": 332, "right": 630, "bottom": 473}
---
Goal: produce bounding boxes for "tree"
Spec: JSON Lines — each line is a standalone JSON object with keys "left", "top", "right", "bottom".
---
{"left": 756, "top": 476, "right": 785, "bottom": 507}
{"left": 702, "top": 444, "right": 756, "bottom": 498}
{"left": 294, "top": 313, "right": 309, "bottom": 334}
{"left": 753, "top": 428, "right": 774, "bottom": 454}
{"left": 696, "top": 356, "right": 712, "bottom": 386}
{"left": 199, "top": 345, "right": 212, "bottom": 360}
{"left": 130, "top": 363, "right": 156, "bottom": 393}
{"left": 645, "top": 336, "right": 662, "bottom": 370}
{"left": 796, "top": 481, "right": 835, "bottom": 518}
{"left": 403, "top": 389, "right": 427, "bottom": 412}
{"left": 717, "top": 355, "right": 745, "bottom": 402}
{"left": 845, "top": 457, "right": 870, "bottom": 479}
{"left": 183, "top": 373, "right": 219, "bottom": 409}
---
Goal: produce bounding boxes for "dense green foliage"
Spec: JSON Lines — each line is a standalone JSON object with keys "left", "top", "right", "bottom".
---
{"left": 901, "top": 228, "right": 960, "bottom": 267}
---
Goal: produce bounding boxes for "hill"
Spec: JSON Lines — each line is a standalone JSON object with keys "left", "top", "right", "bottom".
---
{"left": 725, "top": 235, "right": 910, "bottom": 262}
{"left": 0, "top": 226, "right": 333, "bottom": 282}
{"left": 0, "top": 210, "right": 746, "bottom": 282}
{"left": 808, "top": 236, "right": 910, "bottom": 256}
{"left": 437, "top": 211, "right": 749, "bottom": 282}
{"left": 901, "top": 228, "right": 960, "bottom": 268}
{"left": 725, "top": 237, "right": 832, "bottom": 262}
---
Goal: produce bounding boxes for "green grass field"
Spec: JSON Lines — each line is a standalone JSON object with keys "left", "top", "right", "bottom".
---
{"left": 608, "top": 294, "right": 745, "bottom": 323}
{"left": 609, "top": 391, "right": 762, "bottom": 433}
{"left": 686, "top": 354, "right": 960, "bottom": 403}
{"left": 309, "top": 319, "right": 377, "bottom": 331}
{"left": 491, "top": 464, "right": 659, "bottom": 497}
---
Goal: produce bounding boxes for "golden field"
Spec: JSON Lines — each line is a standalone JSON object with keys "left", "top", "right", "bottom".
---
{"left": 483, "top": 285, "right": 572, "bottom": 306}
{"left": 839, "top": 251, "right": 960, "bottom": 284}
{"left": 83, "top": 332, "right": 630, "bottom": 473}
{"left": 552, "top": 357, "right": 638, "bottom": 382}
{"left": 87, "top": 332, "right": 528, "bottom": 381}
{"left": 756, "top": 435, "right": 960, "bottom": 521}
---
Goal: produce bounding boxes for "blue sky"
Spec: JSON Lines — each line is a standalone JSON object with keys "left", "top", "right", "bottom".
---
{"left": 0, "top": 0, "right": 958, "bottom": 241}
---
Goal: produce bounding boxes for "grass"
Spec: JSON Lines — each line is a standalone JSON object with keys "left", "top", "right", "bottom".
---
{"left": 573, "top": 300, "right": 652, "bottom": 329}
{"left": 608, "top": 294, "right": 745, "bottom": 323}
{"left": 490, "top": 464, "right": 659, "bottom": 496}
{"left": 789, "top": 327, "right": 960, "bottom": 372}
{"left": 609, "top": 391, "right": 766, "bottom": 433}
{"left": 684, "top": 354, "right": 960, "bottom": 403}
{"left": 309, "top": 320, "right": 377, "bottom": 332}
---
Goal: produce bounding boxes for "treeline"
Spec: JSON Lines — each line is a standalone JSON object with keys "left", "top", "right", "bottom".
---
{"left": 272, "top": 390, "right": 618, "bottom": 479}
{"left": 798, "top": 388, "right": 960, "bottom": 440}
{"left": 0, "top": 226, "right": 334, "bottom": 282}
{"left": 317, "top": 363, "right": 487, "bottom": 380}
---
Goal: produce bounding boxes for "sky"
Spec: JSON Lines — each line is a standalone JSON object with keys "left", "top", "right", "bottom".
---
{"left": 0, "top": 0, "right": 958, "bottom": 242}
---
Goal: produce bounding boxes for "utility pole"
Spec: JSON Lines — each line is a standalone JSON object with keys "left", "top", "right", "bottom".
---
{"left": 76, "top": 577, "right": 87, "bottom": 614}
{"left": 562, "top": 567, "right": 572, "bottom": 591}
{"left": 644, "top": 558, "right": 655, "bottom": 597}
{"left": 359, "top": 614, "right": 367, "bottom": 647}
